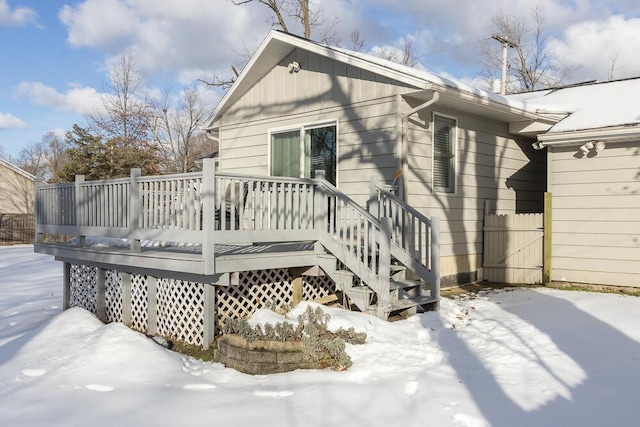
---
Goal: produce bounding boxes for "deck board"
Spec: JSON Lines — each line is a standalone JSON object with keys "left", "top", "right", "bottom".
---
{"left": 35, "top": 240, "right": 319, "bottom": 283}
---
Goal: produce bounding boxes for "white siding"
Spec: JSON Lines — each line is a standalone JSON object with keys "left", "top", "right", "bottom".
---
{"left": 405, "top": 105, "right": 545, "bottom": 277}
{"left": 218, "top": 48, "right": 411, "bottom": 206}
{"left": 549, "top": 141, "right": 640, "bottom": 287}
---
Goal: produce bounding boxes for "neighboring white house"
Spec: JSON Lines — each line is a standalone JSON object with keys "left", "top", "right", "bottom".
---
{"left": 512, "top": 78, "right": 640, "bottom": 287}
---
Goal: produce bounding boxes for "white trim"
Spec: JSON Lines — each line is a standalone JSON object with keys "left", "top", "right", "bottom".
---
{"left": 432, "top": 112, "right": 458, "bottom": 194}
{"left": 537, "top": 125, "right": 640, "bottom": 146}
{"left": 267, "top": 119, "right": 339, "bottom": 185}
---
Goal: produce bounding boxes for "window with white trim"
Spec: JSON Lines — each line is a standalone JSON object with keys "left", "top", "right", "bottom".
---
{"left": 433, "top": 114, "right": 457, "bottom": 193}
{"left": 270, "top": 123, "right": 337, "bottom": 185}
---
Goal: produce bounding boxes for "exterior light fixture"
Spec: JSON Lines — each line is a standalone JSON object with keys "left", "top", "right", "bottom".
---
{"left": 532, "top": 141, "right": 545, "bottom": 150}
{"left": 595, "top": 141, "right": 606, "bottom": 151}
{"left": 288, "top": 61, "right": 301, "bottom": 73}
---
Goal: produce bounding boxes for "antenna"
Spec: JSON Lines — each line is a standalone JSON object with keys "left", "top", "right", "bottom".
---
{"left": 491, "top": 34, "right": 519, "bottom": 95}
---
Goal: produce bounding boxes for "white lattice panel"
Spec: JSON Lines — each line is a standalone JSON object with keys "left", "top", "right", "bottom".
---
{"left": 157, "top": 279, "right": 204, "bottom": 346}
{"left": 70, "top": 264, "right": 97, "bottom": 314}
{"left": 303, "top": 276, "right": 337, "bottom": 301}
{"left": 130, "top": 274, "right": 148, "bottom": 332}
{"left": 105, "top": 270, "right": 123, "bottom": 323}
{"left": 217, "top": 269, "right": 292, "bottom": 325}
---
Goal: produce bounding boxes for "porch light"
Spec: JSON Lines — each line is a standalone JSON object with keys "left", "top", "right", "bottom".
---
{"left": 288, "top": 61, "right": 301, "bottom": 73}
{"left": 532, "top": 141, "right": 545, "bottom": 150}
{"left": 595, "top": 141, "right": 606, "bottom": 151}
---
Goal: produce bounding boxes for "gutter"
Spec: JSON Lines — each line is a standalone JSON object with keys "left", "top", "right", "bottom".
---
{"left": 534, "top": 124, "right": 640, "bottom": 149}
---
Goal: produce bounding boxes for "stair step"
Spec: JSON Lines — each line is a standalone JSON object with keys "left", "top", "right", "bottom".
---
{"left": 390, "top": 295, "right": 439, "bottom": 312}
{"left": 390, "top": 279, "right": 423, "bottom": 290}
{"left": 347, "top": 286, "right": 374, "bottom": 296}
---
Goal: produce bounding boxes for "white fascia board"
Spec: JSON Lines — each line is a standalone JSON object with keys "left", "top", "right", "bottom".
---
{"left": 538, "top": 125, "right": 640, "bottom": 146}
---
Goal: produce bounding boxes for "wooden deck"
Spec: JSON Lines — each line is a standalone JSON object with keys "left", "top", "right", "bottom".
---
{"left": 34, "top": 159, "right": 441, "bottom": 319}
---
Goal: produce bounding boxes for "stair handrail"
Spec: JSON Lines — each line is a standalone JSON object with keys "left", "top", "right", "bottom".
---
{"left": 314, "top": 172, "right": 392, "bottom": 318}
{"left": 370, "top": 178, "right": 440, "bottom": 301}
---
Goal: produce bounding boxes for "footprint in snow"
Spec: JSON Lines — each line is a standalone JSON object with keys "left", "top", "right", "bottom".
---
{"left": 85, "top": 384, "right": 114, "bottom": 392}
{"left": 22, "top": 369, "right": 46, "bottom": 377}
{"left": 183, "top": 383, "right": 216, "bottom": 391}
{"left": 251, "top": 390, "right": 294, "bottom": 398}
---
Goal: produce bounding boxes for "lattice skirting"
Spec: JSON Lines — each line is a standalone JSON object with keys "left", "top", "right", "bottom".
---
{"left": 66, "top": 264, "right": 337, "bottom": 347}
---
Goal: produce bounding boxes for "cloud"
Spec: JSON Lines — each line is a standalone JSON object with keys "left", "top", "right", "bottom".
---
{"left": 15, "top": 82, "right": 104, "bottom": 115}
{"left": 0, "top": 112, "right": 27, "bottom": 129}
{"left": 547, "top": 15, "right": 640, "bottom": 82}
{"left": 0, "top": 0, "right": 38, "bottom": 27}
{"left": 58, "top": 0, "right": 272, "bottom": 83}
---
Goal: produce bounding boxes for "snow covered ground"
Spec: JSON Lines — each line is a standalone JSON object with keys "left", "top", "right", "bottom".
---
{"left": 1, "top": 245, "right": 639, "bottom": 427}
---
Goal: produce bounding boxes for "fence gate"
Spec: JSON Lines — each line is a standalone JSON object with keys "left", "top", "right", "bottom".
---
{"left": 483, "top": 210, "right": 544, "bottom": 284}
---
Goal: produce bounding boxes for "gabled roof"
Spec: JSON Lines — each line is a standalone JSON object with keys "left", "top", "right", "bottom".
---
{"left": 0, "top": 158, "right": 36, "bottom": 181}
{"left": 508, "top": 77, "right": 640, "bottom": 144}
{"left": 203, "top": 31, "right": 548, "bottom": 131}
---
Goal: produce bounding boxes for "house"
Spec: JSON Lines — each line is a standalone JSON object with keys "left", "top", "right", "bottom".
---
{"left": 511, "top": 78, "right": 640, "bottom": 287}
{"left": 202, "top": 30, "right": 555, "bottom": 286}
{"left": 0, "top": 158, "right": 36, "bottom": 244}
{"left": 33, "top": 31, "right": 640, "bottom": 350}
{"left": 0, "top": 158, "right": 35, "bottom": 214}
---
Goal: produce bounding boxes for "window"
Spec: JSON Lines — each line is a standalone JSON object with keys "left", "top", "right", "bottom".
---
{"left": 270, "top": 123, "right": 337, "bottom": 185}
{"left": 433, "top": 114, "right": 457, "bottom": 193}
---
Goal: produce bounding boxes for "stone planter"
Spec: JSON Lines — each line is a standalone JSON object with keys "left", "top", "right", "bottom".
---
{"left": 216, "top": 334, "right": 335, "bottom": 375}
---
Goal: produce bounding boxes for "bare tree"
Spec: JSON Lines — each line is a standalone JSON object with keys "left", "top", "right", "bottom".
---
{"left": 371, "top": 38, "right": 419, "bottom": 67}
{"left": 155, "top": 87, "right": 216, "bottom": 173}
{"left": 15, "top": 131, "right": 67, "bottom": 182}
{"left": 88, "top": 52, "right": 155, "bottom": 147}
{"left": 482, "top": 7, "right": 573, "bottom": 93}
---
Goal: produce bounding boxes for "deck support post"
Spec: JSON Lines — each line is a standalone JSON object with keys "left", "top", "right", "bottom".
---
{"left": 63, "top": 262, "right": 71, "bottom": 310}
{"left": 430, "top": 216, "right": 441, "bottom": 308}
{"left": 122, "top": 273, "right": 132, "bottom": 326}
{"left": 96, "top": 268, "right": 106, "bottom": 322}
{"left": 203, "top": 284, "right": 216, "bottom": 350}
{"left": 147, "top": 276, "right": 158, "bottom": 335}
{"left": 202, "top": 158, "right": 216, "bottom": 275}
{"left": 74, "top": 174, "right": 85, "bottom": 247}
{"left": 129, "top": 168, "right": 142, "bottom": 253}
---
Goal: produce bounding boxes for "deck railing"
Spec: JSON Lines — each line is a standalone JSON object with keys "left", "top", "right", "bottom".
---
{"left": 35, "top": 160, "right": 439, "bottom": 304}
{"left": 369, "top": 177, "right": 440, "bottom": 299}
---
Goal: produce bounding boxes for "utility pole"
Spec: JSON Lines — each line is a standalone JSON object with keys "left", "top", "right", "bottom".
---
{"left": 491, "top": 34, "right": 518, "bottom": 95}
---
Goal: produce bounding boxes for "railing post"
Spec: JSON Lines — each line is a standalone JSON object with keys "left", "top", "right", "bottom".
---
{"left": 129, "top": 168, "right": 141, "bottom": 252}
{"left": 314, "top": 170, "right": 327, "bottom": 235}
{"left": 376, "top": 217, "right": 392, "bottom": 319}
{"left": 75, "top": 174, "right": 85, "bottom": 247}
{"left": 34, "top": 178, "right": 44, "bottom": 244}
{"left": 430, "top": 216, "right": 440, "bottom": 304}
{"left": 368, "top": 176, "right": 378, "bottom": 218}
{"left": 202, "top": 158, "right": 216, "bottom": 275}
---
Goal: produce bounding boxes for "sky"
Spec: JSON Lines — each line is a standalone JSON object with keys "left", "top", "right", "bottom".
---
{"left": 2, "top": 245, "right": 640, "bottom": 425}
{"left": 1, "top": 0, "right": 640, "bottom": 160}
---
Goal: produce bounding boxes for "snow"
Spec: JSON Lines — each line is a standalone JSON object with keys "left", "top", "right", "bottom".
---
{"left": 1, "top": 245, "right": 640, "bottom": 426}
{"left": 508, "top": 78, "right": 640, "bottom": 133}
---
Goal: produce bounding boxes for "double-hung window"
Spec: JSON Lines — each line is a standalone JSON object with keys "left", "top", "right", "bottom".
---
{"left": 270, "top": 122, "right": 337, "bottom": 185}
{"left": 433, "top": 114, "right": 457, "bottom": 193}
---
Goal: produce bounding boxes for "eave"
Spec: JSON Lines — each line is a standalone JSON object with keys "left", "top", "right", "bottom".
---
{"left": 537, "top": 124, "right": 640, "bottom": 146}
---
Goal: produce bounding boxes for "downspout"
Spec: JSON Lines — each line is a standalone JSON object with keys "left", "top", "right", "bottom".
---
{"left": 399, "top": 91, "right": 440, "bottom": 201}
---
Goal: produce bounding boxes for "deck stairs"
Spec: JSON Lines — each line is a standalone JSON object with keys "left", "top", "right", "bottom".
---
{"left": 309, "top": 176, "right": 440, "bottom": 319}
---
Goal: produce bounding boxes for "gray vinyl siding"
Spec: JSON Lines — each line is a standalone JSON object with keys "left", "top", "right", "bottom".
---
{"left": 217, "top": 48, "right": 411, "bottom": 205}
{"left": 405, "top": 106, "right": 545, "bottom": 260}
{"left": 549, "top": 141, "right": 640, "bottom": 287}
